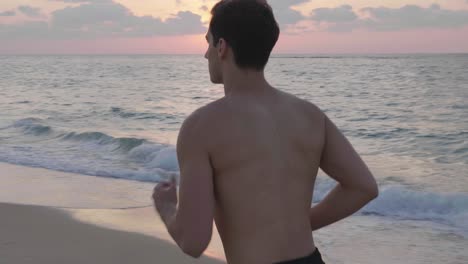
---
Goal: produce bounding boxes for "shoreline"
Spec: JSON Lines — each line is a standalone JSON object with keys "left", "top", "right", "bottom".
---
{"left": 0, "top": 162, "right": 226, "bottom": 263}
{"left": 2, "top": 162, "right": 467, "bottom": 264}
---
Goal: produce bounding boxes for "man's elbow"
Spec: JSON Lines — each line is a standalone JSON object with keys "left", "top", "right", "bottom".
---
{"left": 182, "top": 247, "right": 204, "bottom": 258}
{"left": 178, "top": 230, "right": 211, "bottom": 258}
{"left": 351, "top": 181, "right": 378, "bottom": 201}
{"left": 180, "top": 240, "right": 209, "bottom": 258}
{"left": 365, "top": 181, "right": 379, "bottom": 200}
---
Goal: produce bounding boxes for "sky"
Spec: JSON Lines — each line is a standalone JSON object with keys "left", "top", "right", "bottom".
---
{"left": 1, "top": 0, "right": 468, "bottom": 54}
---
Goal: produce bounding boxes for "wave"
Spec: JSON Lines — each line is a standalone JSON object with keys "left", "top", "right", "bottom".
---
{"left": 128, "top": 144, "right": 178, "bottom": 172}
{"left": 1, "top": 117, "right": 180, "bottom": 183}
{"left": 110, "top": 107, "right": 178, "bottom": 121}
{"left": 11, "top": 118, "right": 147, "bottom": 153}
{"left": 363, "top": 186, "right": 467, "bottom": 222}
{"left": 314, "top": 182, "right": 468, "bottom": 231}
{"left": 13, "top": 118, "right": 52, "bottom": 136}
{"left": 3, "top": 118, "right": 468, "bottom": 232}
{"left": 11, "top": 100, "right": 31, "bottom": 104}
{"left": 60, "top": 131, "right": 145, "bottom": 152}
{"left": 111, "top": 107, "right": 149, "bottom": 118}
{"left": 451, "top": 104, "right": 467, "bottom": 110}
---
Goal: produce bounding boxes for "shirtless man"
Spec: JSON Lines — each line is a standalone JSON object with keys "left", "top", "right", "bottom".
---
{"left": 152, "top": 1, "right": 379, "bottom": 263}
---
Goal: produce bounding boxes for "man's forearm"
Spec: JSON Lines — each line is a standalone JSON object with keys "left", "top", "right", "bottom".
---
{"left": 309, "top": 184, "right": 377, "bottom": 231}
{"left": 159, "top": 204, "right": 183, "bottom": 245}
{"left": 160, "top": 207, "right": 205, "bottom": 258}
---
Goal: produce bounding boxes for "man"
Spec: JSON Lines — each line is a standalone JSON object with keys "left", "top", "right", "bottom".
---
{"left": 153, "top": 1, "right": 379, "bottom": 263}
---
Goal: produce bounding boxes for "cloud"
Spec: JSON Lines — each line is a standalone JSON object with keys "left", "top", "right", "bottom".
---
{"left": 304, "top": 4, "right": 468, "bottom": 32}
{"left": 18, "top": 6, "right": 43, "bottom": 18}
{"left": 311, "top": 5, "right": 357, "bottom": 23}
{"left": 360, "top": 4, "right": 468, "bottom": 31}
{"left": 0, "top": 10, "right": 16, "bottom": 16}
{"left": 0, "top": 21, "right": 49, "bottom": 39}
{"left": 1, "top": 0, "right": 205, "bottom": 39}
{"left": 268, "top": 0, "right": 309, "bottom": 25}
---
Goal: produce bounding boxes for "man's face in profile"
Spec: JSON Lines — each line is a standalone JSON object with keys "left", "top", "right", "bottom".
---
{"left": 204, "top": 31, "right": 223, "bottom": 84}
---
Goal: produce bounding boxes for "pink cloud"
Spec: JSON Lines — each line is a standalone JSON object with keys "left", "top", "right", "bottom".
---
{"left": 1, "top": 1, "right": 468, "bottom": 54}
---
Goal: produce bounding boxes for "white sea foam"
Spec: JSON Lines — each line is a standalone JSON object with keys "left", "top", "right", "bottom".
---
{"left": 314, "top": 180, "right": 468, "bottom": 232}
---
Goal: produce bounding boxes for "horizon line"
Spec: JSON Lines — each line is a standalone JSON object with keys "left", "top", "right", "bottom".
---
{"left": 1, "top": 52, "right": 468, "bottom": 56}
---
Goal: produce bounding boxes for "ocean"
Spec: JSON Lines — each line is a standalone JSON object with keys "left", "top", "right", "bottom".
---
{"left": 0, "top": 54, "right": 467, "bottom": 263}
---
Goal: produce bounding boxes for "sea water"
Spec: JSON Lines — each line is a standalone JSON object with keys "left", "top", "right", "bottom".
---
{"left": 0, "top": 54, "right": 467, "bottom": 263}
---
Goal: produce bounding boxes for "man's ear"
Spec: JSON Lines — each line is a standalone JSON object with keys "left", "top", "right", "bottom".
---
{"left": 217, "top": 38, "right": 228, "bottom": 59}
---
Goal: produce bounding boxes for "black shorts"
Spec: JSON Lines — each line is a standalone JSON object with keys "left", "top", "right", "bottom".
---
{"left": 275, "top": 248, "right": 325, "bottom": 264}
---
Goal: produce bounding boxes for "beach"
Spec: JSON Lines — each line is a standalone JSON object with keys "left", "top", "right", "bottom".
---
{"left": 1, "top": 54, "right": 467, "bottom": 263}
{"left": 0, "top": 162, "right": 225, "bottom": 263}
{"left": 0, "top": 203, "right": 224, "bottom": 264}
{"left": 2, "top": 162, "right": 467, "bottom": 264}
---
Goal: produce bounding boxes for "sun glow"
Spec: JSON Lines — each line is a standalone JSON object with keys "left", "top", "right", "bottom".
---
{"left": 1, "top": 0, "right": 468, "bottom": 54}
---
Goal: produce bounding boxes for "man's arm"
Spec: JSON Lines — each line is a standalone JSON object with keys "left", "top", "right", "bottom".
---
{"left": 154, "top": 110, "right": 215, "bottom": 258}
{"left": 310, "top": 114, "right": 379, "bottom": 231}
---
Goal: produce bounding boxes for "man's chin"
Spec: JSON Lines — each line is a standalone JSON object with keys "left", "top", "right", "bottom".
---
{"left": 210, "top": 76, "right": 223, "bottom": 84}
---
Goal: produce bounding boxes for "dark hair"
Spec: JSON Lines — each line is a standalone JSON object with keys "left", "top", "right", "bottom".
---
{"left": 210, "top": 0, "right": 280, "bottom": 71}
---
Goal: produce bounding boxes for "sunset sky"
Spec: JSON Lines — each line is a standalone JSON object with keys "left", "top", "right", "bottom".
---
{"left": 1, "top": 0, "right": 468, "bottom": 54}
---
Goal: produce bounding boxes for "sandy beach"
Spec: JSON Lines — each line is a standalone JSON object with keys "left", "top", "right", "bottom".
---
{"left": 0, "top": 163, "right": 225, "bottom": 263}
{"left": 0, "top": 203, "right": 223, "bottom": 264}
{"left": 1, "top": 161, "right": 467, "bottom": 264}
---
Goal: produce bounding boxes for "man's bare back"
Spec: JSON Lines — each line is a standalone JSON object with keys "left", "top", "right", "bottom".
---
{"left": 197, "top": 87, "right": 325, "bottom": 263}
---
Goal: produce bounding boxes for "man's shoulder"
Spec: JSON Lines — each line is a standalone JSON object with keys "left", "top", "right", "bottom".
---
{"left": 190, "top": 98, "right": 225, "bottom": 119}
{"left": 181, "top": 98, "right": 226, "bottom": 132}
{"left": 277, "top": 89, "right": 323, "bottom": 116}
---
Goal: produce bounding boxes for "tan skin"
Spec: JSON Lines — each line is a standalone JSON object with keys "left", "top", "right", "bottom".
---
{"left": 153, "top": 32, "right": 379, "bottom": 263}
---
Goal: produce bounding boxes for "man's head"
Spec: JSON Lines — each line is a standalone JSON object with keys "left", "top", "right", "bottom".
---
{"left": 205, "top": 0, "right": 280, "bottom": 84}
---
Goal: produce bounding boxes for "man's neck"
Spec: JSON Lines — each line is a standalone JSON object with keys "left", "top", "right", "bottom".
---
{"left": 223, "top": 67, "right": 271, "bottom": 97}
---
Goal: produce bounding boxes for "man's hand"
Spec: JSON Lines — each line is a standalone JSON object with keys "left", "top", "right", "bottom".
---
{"left": 152, "top": 177, "right": 177, "bottom": 224}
